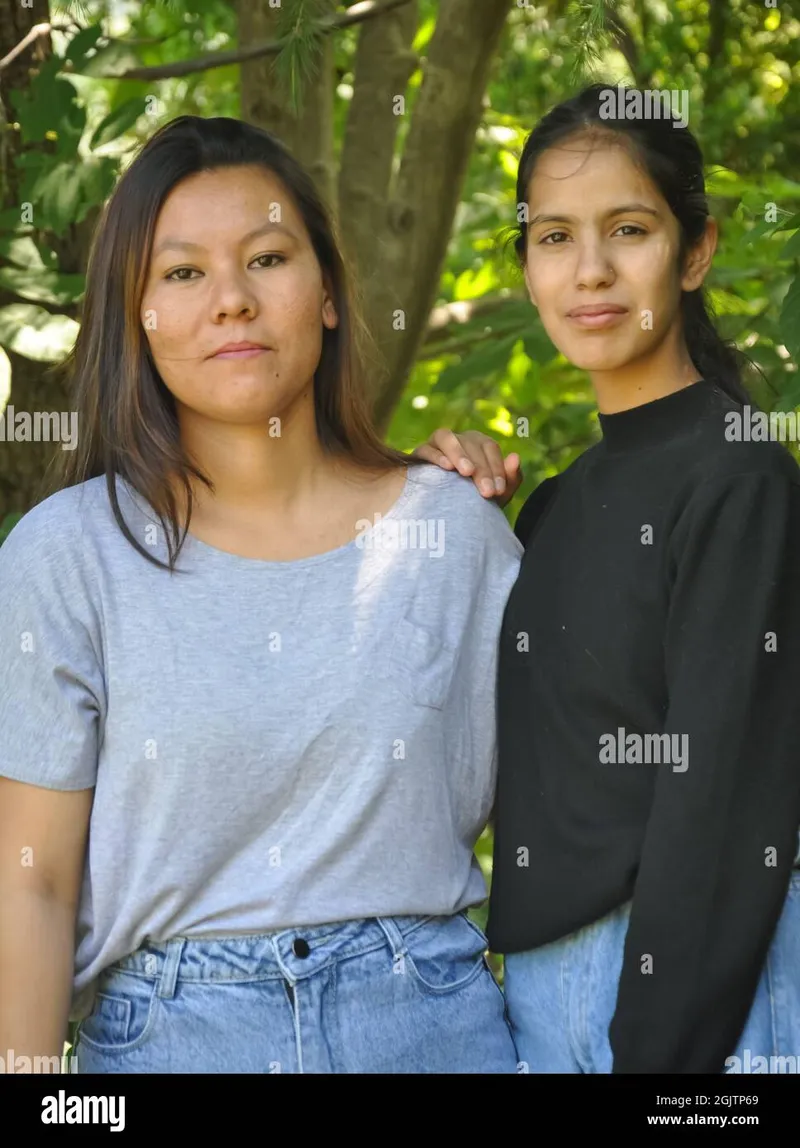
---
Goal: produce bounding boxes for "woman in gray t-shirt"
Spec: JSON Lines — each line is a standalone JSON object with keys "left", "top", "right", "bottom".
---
{"left": 0, "top": 116, "right": 522, "bottom": 1074}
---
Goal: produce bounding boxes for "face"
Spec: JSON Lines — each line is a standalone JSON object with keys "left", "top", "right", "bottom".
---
{"left": 140, "top": 164, "right": 338, "bottom": 427}
{"left": 522, "top": 135, "right": 715, "bottom": 375}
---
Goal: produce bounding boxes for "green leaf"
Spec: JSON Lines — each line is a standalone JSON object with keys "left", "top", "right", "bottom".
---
{"left": 64, "top": 24, "right": 104, "bottom": 67}
{"left": 745, "top": 216, "right": 783, "bottom": 245}
{"left": 453, "top": 263, "right": 499, "bottom": 301}
{"left": 71, "top": 41, "right": 141, "bottom": 79}
{"left": 773, "top": 212, "right": 800, "bottom": 234}
{"left": 0, "top": 304, "right": 79, "bottom": 361}
{"left": 0, "top": 207, "right": 34, "bottom": 232}
{"left": 9, "top": 60, "right": 81, "bottom": 145}
{"left": 433, "top": 333, "right": 520, "bottom": 394}
{"left": 89, "top": 98, "right": 148, "bottom": 150}
{"left": 778, "top": 228, "right": 800, "bottom": 261}
{"left": 0, "top": 265, "right": 85, "bottom": 306}
{"left": 0, "top": 235, "right": 47, "bottom": 269}
{"left": 522, "top": 324, "right": 558, "bottom": 364}
{"left": 778, "top": 272, "right": 800, "bottom": 362}
{"left": 24, "top": 156, "right": 117, "bottom": 235}
{"left": 0, "top": 514, "right": 24, "bottom": 547}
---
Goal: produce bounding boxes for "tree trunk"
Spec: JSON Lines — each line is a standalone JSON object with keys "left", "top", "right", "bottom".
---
{"left": 0, "top": 0, "right": 96, "bottom": 518}
{"left": 238, "top": 0, "right": 514, "bottom": 432}
{"left": 367, "top": 0, "right": 513, "bottom": 430}
{"left": 236, "top": 0, "right": 336, "bottom": 214}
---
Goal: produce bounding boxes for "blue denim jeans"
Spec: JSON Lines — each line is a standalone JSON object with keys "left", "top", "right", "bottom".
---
{"left": 73, "top": 911, "right": 519, "bottom": 1073}
{"left": 504, "top": 869, "right": 800, "bottom": 1073}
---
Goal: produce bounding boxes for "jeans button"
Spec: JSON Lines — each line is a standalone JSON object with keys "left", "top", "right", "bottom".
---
{"left": 293, "top": 938, "right": 310, "bottom": 958}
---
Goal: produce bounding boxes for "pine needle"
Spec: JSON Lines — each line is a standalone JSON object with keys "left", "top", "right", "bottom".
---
{"left": 566, "top": 0, "right": 612, "bottom": 87}
{"left": 273, "top": 0, "right": 333, "bottom": 118}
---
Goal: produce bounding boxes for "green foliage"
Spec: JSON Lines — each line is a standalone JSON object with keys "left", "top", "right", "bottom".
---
{"left": 0, "top": 514, "right": 22, "bottom": 545}
{"left": 273, "top": 0, "right": 334, "bottom": 116}
{"left": 1, "top": 0, "right": 798, "bottom": 539}
{"left": 567, "top": 0, "right": 613, "bottom": 85}
{"left": 385, "top": 0, "right": 800, "bottom": 513}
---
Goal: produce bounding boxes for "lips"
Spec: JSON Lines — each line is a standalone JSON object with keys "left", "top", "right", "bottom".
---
{"left": 566, "top": 304, "right": 628, "bottom": 329}
{"left": 209, "top": 342, "right": 271, "bottom": 360}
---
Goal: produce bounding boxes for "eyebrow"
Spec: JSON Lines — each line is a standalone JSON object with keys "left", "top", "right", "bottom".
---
{"left": 528, "top": 204, "right": 660, "bottom": 228}
{"left": 152, "top": 222, "right": 298, "bottom": 258}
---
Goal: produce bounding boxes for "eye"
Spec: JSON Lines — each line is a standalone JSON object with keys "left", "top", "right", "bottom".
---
{"left": 163, "top": 253, "right": 286, "bottom": 281}
{"left": 250, "top": 253, "right": 286, "bottom": 269}
{"left": 613, "top": 224, "right": 647, "bottom": 237}
{"left": 164, "top": 267, "right": 200, "bottom": 281}
{"left": 539, "top": 230, "right": 569, "bottom": 245}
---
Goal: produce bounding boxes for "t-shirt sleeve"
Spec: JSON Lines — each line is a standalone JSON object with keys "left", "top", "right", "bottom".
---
{"left": 0, "top": 502, "right": 105, "bottom": 791}
{"left": 609, "top": 467, "right": 800, "bottom": 1073}
{"left": 456, "top": 494, "right": 523, "bottom": 830}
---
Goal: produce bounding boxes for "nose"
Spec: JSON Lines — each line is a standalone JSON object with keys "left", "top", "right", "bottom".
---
{"left": 209, "top": 266, "right": 260, "bottom": 321}
{"left": 574, "top": 234, "right": 616, "bottom": 292}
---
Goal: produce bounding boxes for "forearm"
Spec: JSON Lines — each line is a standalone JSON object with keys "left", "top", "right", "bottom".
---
{"left": 0, "top": 887, "right": 77, "bottom": 1068}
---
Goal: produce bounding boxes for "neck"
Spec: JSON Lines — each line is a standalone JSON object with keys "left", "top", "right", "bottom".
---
{"left": 172, "top": 392, "right": 354, "bottom": 521}
{"left": 589, "top": 328, "right": 701, "bottom": 414}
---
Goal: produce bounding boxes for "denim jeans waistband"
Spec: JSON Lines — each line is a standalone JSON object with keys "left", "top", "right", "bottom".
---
{"left": 103, "top": 913, "right": 451, "bottom": 995}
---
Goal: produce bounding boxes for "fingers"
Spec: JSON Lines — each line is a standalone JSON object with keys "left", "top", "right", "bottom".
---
{"left": 448, "top": 431, "right": 507, "bottom": 498}
{"left": 420, "top": 429, "right": 521, "bottom": 502}
{"left": 497, "top": 452, "right": 524, "bottom": 508}
{"left": 479, "top": 437, "right": 509, "bottom": 498}
{"left": 411, "top": 443, "right": 455, "bottom": 468}
{"left": 428, "top": 429, "right": 475, "bottom": 474}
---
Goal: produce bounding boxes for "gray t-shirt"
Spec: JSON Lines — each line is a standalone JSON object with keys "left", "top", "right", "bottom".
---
{"left": 0, "top": 464, "right": 522, "bottom": 1021}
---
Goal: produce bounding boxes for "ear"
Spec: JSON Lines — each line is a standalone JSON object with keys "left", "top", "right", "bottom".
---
{"left": 322, "top": 288, "right": 338, "bottom": 330}
{"left": 681, "top": 217, "right": 717, "bottom": 292}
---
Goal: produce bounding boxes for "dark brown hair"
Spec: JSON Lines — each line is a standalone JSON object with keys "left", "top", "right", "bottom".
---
{"left": 42, "top": 115, "right": 425, "bottom": 572}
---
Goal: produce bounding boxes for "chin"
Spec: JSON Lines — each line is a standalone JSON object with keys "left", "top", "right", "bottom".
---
{"left": 560, "top": 337, "right": 643, "bottom": 375}
{"left": 571, "top": 353, "right": 631, "bottom": 373}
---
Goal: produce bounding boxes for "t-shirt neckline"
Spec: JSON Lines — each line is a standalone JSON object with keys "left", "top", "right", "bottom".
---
{"left": 120, "top": 467, "right": 419, "bottom": 571}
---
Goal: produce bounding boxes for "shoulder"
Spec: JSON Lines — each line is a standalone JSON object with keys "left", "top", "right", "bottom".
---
{"left": 514, "top": 473, "right": 560, "bottom": 546}
{"left": 685, "top": 386, "right": 800, "bottom": 487}
{"left": 403, "top": 462, "right": 523, "bottom": 560}
{"left": 0, "top": 477, "right": 109, "bottom": 588}
{"left": 512, "top": 442, "right": 601, "bottom": 546}
{"left": 676, "top": 435, "right": 800, "bottom": 521}
{"left": 405, "top": 461, "right": 523, "bottom": 526}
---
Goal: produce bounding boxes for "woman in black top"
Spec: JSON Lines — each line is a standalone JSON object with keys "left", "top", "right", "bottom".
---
{"left": 416, "top": 84, "right": 800, "bottom": 1073}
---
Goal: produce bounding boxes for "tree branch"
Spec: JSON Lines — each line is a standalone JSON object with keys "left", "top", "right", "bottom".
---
{"left": 82, "top": 0, "right": 413, "bottom": 82}
{"left": 425, "top": 292, "right": 527, "bottom": 338}
{"left": 0, "top": 21, "right": 50, "bottom": 71}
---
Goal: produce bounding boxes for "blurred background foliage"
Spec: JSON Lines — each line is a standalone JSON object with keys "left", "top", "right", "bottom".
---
{"left": 1, "top": 0, "right": 799, "bottom": 970}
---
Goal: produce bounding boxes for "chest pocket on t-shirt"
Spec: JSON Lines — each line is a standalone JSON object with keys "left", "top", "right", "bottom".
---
{"left": 386, "top": 612, "right": 459, "bottom": 710}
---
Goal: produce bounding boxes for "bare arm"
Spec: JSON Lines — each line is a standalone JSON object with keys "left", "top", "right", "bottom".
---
{"left": 0, "top": 779, "right": 93, "bottom": 1069}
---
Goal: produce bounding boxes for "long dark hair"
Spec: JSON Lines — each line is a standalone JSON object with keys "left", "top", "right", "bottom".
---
{"left": 513, "top": 83, "right": 751, "bottom": 405}
{"left": 42, "top": 115, "right": 425, "bottom": 572}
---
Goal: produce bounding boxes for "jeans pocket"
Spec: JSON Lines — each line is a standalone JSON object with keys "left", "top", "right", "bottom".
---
{"left": 75, "top": 970, "right": 159, "bottom": 1054}
{"left": 400, "top": 912, "right": 489, "bottom": 995}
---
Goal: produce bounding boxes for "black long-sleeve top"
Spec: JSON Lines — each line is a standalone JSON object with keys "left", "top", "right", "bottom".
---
{"left": 486, "top": 377, "right": 800, "bottom": 1073}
